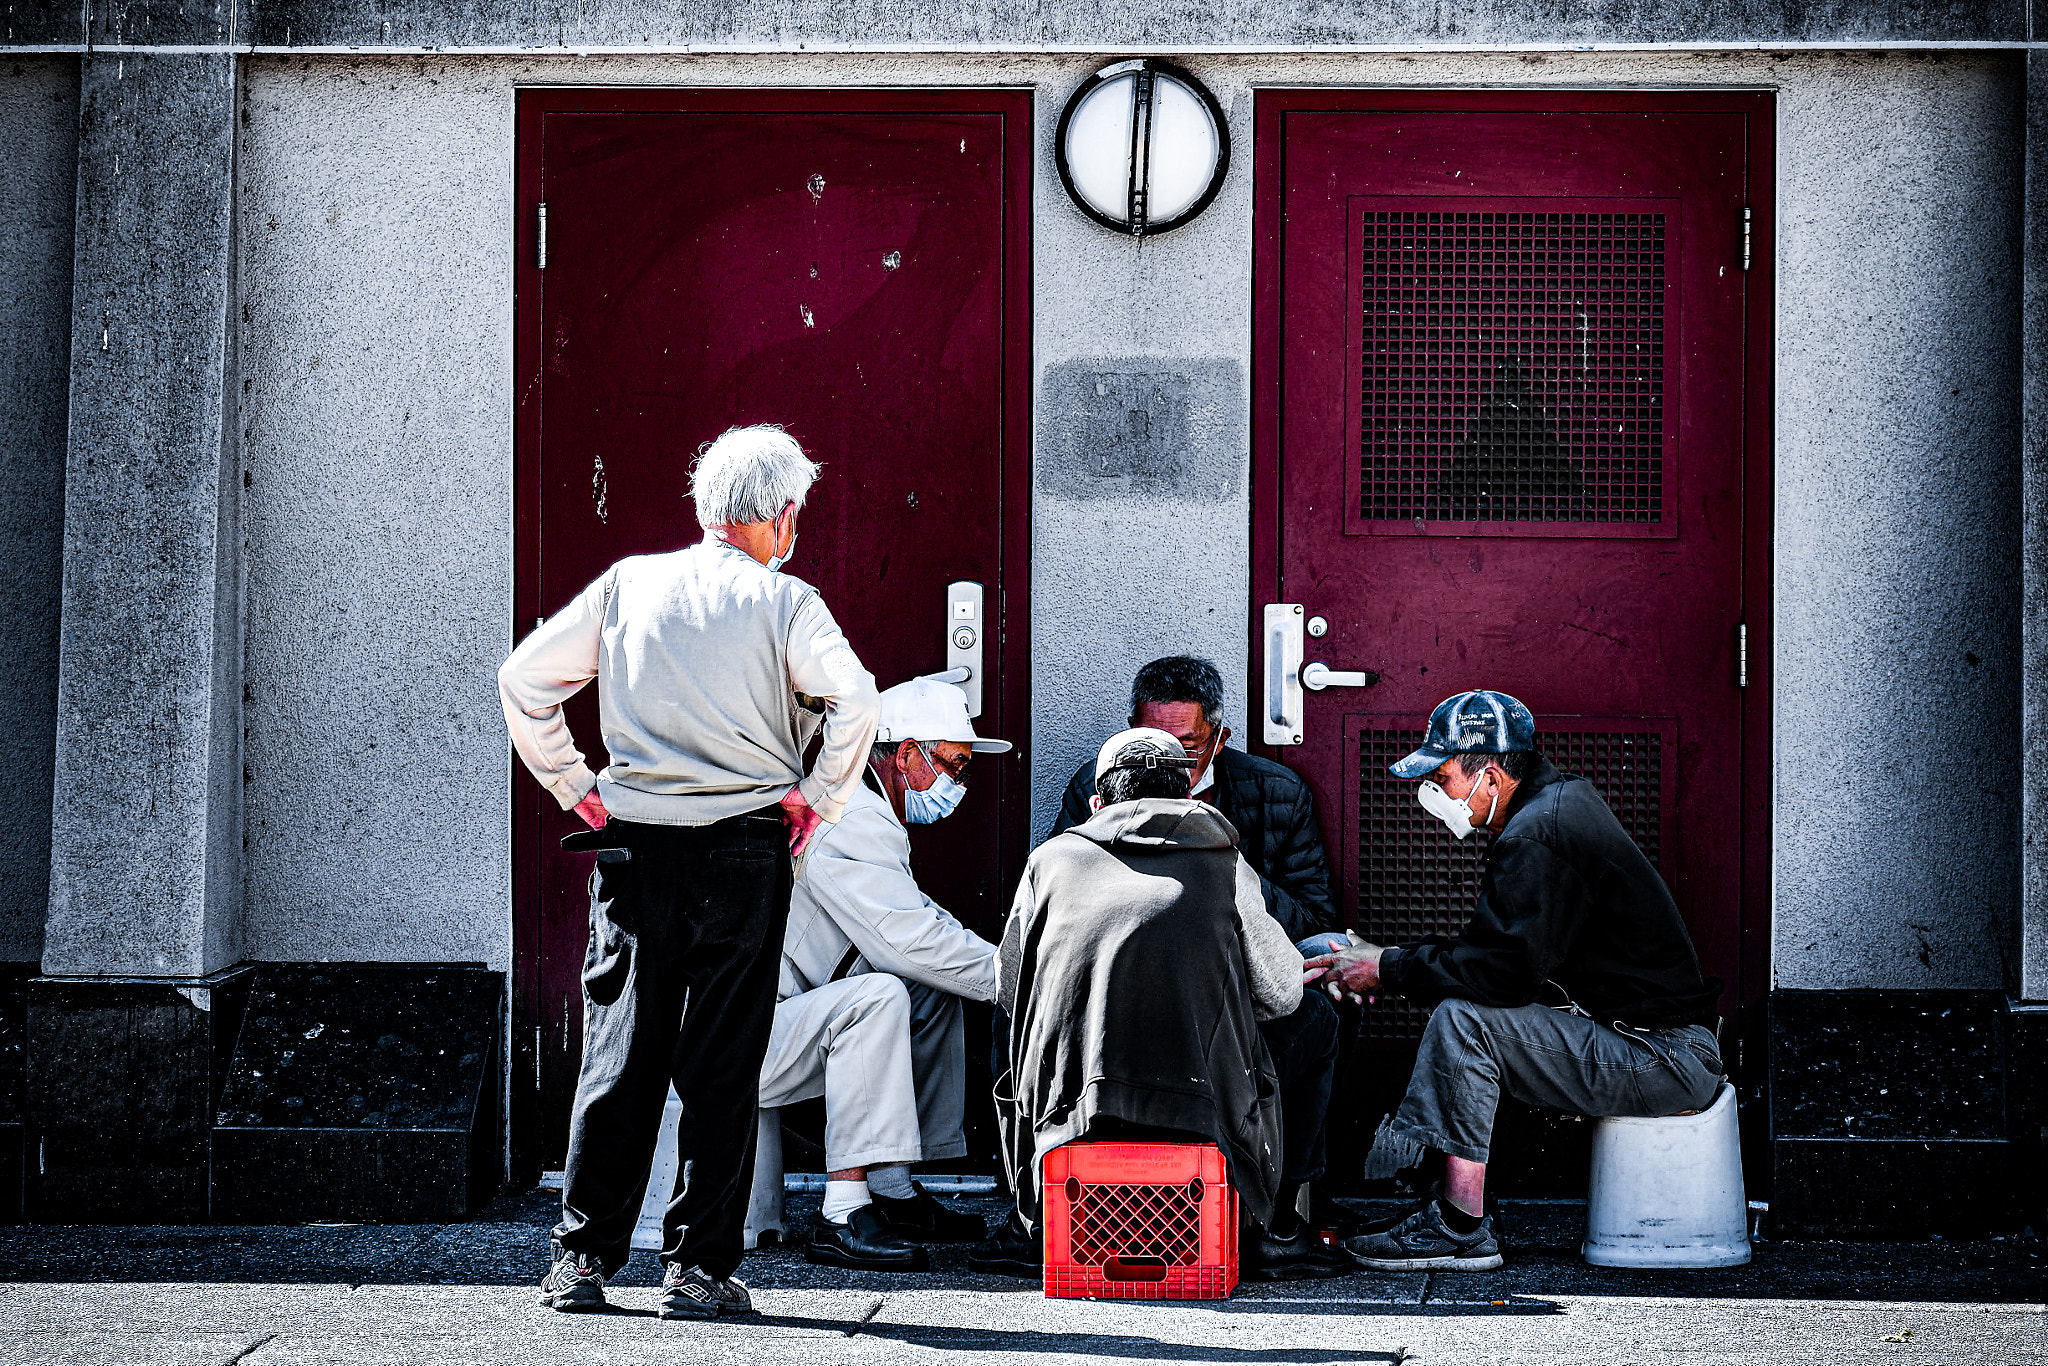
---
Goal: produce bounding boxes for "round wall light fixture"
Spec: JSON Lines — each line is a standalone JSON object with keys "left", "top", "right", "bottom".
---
{"left": 1055, "top": 59, "right": 1229, "bottom": 238}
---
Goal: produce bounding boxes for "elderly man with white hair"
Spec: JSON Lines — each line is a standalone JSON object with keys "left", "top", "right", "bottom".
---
{"left": 499, "top": 423, "right": 879, "bottom": 1321}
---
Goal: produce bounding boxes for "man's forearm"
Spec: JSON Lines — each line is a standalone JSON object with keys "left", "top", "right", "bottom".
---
{"left": 1260, "top": 873, "right": 1331, "bottom": 942}
{"left": 498, "top": 579, "right": 604, "bottom": 808}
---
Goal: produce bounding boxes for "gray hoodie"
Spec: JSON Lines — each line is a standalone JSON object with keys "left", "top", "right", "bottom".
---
{"left": 997, "top": 798, "right": 1294, "bottom": 1230}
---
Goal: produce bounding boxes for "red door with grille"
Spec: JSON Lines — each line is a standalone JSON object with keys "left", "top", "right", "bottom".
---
{"left": 512, "top": 91, "right": 1032, "bottom": 1174}
{"left": 1252, "top": 93, "right": 1773, "bottom": 1058}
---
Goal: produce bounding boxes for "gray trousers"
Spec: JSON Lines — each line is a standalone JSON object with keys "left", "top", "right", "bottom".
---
{"left": 1392, "top": 998, "right": 1723, "bottom": 1164}
{"left": 757, "top": 974, "right": 967, "bottom": 1169}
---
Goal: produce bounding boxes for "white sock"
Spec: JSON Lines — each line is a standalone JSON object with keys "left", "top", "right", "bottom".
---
{"left": 867, "top": 1165, "right": 915, "bottom": 1200}
{"left": 821, "top": 1178, "right": 870, "bottom": 1223}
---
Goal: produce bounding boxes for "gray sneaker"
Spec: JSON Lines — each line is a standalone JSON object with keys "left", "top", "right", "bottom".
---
{"left": 1344, "top": 1198, "right": 1503, "bottom": 1272}
{"left": 538, "top": 1248, "right": 607, "bottom": 1311}
{"left": 659, "top": 1263, "right": 754, "bottom": 1320}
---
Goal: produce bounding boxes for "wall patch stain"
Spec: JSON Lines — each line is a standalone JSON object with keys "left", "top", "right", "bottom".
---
{"left": 806, "top": 173, "right": 825, "bottom": 202}
{"left": 883, "top": 251, "right": 901, "bottom": 271}
{"left": 799, "top": 304, "right": 815, "bottom": 328}
{"left": 592, "top": 452, "right": 608, "bottom": 524}
{"left": 1038, "top": 358, "right": 1243, "bottom": 504}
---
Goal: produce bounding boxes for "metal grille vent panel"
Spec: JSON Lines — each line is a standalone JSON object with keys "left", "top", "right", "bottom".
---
{"left": 1359, "top": 209, "right": 1667, "bottom": 525}
{"left": 1069, "top": 1183, "right": 1204, "bottom": 1267}
{"left": 1356, "top": 728, "right": 1663, "bottom": 1041}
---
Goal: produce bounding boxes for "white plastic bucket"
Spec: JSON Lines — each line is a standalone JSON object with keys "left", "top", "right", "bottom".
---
{"left": 1582, "top": 1081, "right": 1751, "bottom": 1268}
{"left": 629, "top": 1087, "right": 685, "bottom": 1253}
{"left": 631, "top": 1094, "right": 786, "bottom": 1253}
{"left": 744, "top": 1106, "right": 787, "bottom": 1248}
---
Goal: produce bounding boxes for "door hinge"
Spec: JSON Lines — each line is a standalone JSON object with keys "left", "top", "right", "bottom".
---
{"left": 537, "top": 202, "right": 548, "bottom": 270}
{"left": 1740, "top": 207, "right": 1751, "bottom": 272}
{"left": 1737, "top": 623, "right": 1748, "bottom": 688}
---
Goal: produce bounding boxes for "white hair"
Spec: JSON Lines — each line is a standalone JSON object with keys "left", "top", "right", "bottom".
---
{"left": 689, "top": 424, "right": 821, "bottom": 528}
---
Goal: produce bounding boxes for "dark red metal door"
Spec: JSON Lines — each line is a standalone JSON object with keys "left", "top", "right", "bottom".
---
{"left": 1253, "top": 93, "right": 1774, "bottom": 1046}
{"left": 513, "top": 91, "right": 1032, "bottom": 1172}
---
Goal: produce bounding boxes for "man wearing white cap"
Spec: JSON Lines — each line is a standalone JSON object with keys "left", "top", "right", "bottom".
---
{"left": 980, "top": 727, "right": 1354, "bottom": 1282}
{"left": 757, "top": 676, "right": 1011, "bottom": 1271}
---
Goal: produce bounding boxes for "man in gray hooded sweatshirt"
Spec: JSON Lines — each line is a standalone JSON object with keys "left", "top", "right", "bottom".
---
{"left": 989, "top": 728, "right": 1352, "bottom": 1281}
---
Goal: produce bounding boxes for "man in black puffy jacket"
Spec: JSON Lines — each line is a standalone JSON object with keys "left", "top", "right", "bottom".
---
{"left": 1048, "top": 656, "right": 1337, "bottom": 942}
{"left": 1304, "top": 690, "right": 1724, "bottom": 1274}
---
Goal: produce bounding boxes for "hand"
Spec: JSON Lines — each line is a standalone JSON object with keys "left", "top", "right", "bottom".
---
{"left": 572, "top": 788, "right": 610, "bottom": 830}
{"left": 1302, "top": 943, "right": 1386, "bottom": 1005}
{"left": 779, "top": 786, "right": 824, "bottom": 857}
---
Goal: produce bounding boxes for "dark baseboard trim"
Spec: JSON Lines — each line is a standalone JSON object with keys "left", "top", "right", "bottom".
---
{"left": 1767, "top": 988, "right": 2044, "bottom": 1238}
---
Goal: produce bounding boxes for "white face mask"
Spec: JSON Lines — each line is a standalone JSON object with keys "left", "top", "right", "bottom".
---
{"left": 1184, "top": 729, "right": 1218, "bottom": 795}
{"left": 901, "top": 740, "right": 966, "bottom": 824}
{"left": 1417, "top": 768, "right": 1498, "bottom": 840}
{"left": 763, "top": 504, "right": 798, "bottom": 573}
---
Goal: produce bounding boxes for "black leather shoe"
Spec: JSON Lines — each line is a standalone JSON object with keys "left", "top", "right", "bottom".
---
{"left": 872, "top": 1183, "right": 991, "bottom": 1243}
{"left": 965, "top": 1210, "right": 1042, "bottom": 1279}
{"left": 803, "top": 1204, "right": 931, "bottom": 1272}
{"left": 1250, "top": 1221, "right": 1358, "bottom": 1281}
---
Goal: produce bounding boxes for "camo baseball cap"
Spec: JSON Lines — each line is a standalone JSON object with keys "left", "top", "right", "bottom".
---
{"left": 1389, "top": 690, "right": 1536, "bottom": 779}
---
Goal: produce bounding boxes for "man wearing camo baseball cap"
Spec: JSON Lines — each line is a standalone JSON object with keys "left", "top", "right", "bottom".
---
{"left": 1304, "top": 688, "right": 1722, "bottom": 1276}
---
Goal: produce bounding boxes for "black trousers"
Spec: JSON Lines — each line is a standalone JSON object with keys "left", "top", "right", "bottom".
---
{"left": 1260, "top": 990, "right": 1339, "bottom": 1187}
{"left": 552, "top": 809, "right": 791, "bottom": 1279}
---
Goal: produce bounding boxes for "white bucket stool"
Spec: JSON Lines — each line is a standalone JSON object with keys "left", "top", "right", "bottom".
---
{"left": 1582, "top": 1081, "right": 1751, "bottom": 1268}
{"left": 744, "top": 1106, "right": 787, "bottom": 1248}
{"left": 631, "top": 1094, "right": 786, "bottom": 1253}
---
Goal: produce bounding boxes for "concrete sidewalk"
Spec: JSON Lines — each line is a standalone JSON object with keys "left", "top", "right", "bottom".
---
{"left": 3, "top": 1190, "right": 2042, "bottom": 1366}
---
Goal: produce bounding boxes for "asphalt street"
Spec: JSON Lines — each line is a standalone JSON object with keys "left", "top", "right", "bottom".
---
{"left": 2, "top": 1190, "right": 2041, "bottom": 1365}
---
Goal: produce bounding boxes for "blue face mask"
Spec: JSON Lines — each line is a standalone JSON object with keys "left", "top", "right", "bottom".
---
{"left": 902, "top": 740, "right": 966, "bottom": 825}
{"left": 764, "top": 531, "right": 797, "bottom": 573}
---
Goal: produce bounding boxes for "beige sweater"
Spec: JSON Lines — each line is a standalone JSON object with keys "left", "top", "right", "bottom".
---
{"left": 499, "top": 538, "right": 879, "bottom": 826}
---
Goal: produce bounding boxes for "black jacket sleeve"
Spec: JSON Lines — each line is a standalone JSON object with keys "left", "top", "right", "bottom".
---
{"left": 1380, "top": 832, "right": 1589, "bottom": 1008}
{"left": 1259, "top": 779, "right": 1336, "bottom": 941}
{"left": 1047, "top": 760, "right": 1096, "bottom": 840}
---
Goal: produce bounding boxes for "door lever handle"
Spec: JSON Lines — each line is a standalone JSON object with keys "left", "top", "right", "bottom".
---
{"left": 1302, "top": 662, "right": 1380, "bottom": 691}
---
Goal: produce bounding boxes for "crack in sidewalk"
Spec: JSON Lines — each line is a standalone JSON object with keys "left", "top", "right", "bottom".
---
{"left": 221, "top": 1332, "right": 276, "bottom": 1366}
{"left": 844, "top": 1296, "right": 886, "bottom": 1337}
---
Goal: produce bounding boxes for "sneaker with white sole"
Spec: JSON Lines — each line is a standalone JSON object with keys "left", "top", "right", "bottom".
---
{"left": 659, "top": 1263, "right": 754, "bottom": 1320}
{"left": 1343, "top": 1198, "right": 1503, "bottom": 1272}
{"left": 538, "top": 1248, "right": 608, "bottom": 1311}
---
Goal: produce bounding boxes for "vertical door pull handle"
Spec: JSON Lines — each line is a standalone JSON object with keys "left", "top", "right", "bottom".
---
{"left": 1263, "top": 604, "right": 1304, "bottom": 745}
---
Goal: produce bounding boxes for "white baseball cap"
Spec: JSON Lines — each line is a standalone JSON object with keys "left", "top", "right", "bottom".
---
{"left": 1093, "top": 726, "right": 1195, "bottom": 782}
{"left": 875, "top": 677, "right": 1013, "bottom": 753}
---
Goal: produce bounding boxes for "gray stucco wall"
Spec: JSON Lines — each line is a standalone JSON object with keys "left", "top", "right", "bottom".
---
{"left": 238, "top": 60, "right": 514, "bottom": 968}
{"left": 232, "top": 50, "right": 2020, "bottom": 991}
{"left": 1770, "top": 54, "right": 2022, "bottom": 991}
{"left": 0, "top": 58, "right": 76, "bottom": 965}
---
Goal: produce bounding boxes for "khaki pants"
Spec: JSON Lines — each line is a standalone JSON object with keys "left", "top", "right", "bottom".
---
{"left": 758, "top": 973, "right": 967, "bottom": 1170}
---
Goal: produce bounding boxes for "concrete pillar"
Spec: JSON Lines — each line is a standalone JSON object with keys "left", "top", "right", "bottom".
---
{"left": 0, "top": 58, "right": 80, "bottom": 966}
{"left": 2027, "top": 48, "right": 2048, "bottom": 1003}
{"left": 25, "top": 43, "right": 246, "bottom": 1220}
{"left": 42, "top": 49, "right": 242, "bottom": 978}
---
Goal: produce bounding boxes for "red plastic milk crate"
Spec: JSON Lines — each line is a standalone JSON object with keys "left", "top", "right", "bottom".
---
{"left": 1041, "top": 1142, "right": 1239, "bottom": 1300}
